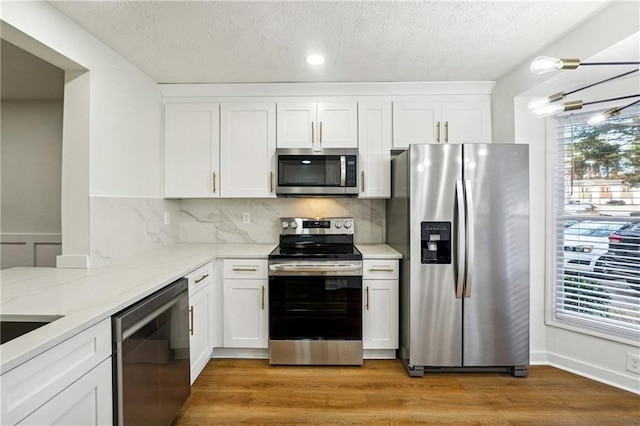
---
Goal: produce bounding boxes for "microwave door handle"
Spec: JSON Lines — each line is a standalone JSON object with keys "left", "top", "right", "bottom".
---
{"left": 340, "top": 156, "right": 346, "bottom": 187}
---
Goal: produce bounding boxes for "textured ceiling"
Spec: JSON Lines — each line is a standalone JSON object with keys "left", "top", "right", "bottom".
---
{"left": 49, "top": 1, "right": 611, "bottom": 84}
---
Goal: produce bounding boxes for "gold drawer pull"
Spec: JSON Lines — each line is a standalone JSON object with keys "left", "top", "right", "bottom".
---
{"left": 194, "top": 273, "right": 209, "bottom": 284}
{"left": 233, "top": 267, "right": 258, "bottom": 272}
{"left": 369, "top": 268, "right": 394, "bottom": 272}
{"left": 366, "top": 286, "right": 370, "bottom": 311}
{"left": 189, "top": 306, "right": 194, "bottom": 336}
{"left": 261, "top": 286, "right": 265, "bottom": 310}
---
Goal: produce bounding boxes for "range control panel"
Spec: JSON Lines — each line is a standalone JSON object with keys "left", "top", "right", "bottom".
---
{"left": 421, "top": 222, "right": 451, "bottom": 264}
{"left": 280, "top": 217, "right": 354, "bottom": 235}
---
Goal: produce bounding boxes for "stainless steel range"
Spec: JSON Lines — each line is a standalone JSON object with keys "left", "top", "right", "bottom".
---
{"left": 268, "top": 217, "right": 363, "bottom": 366}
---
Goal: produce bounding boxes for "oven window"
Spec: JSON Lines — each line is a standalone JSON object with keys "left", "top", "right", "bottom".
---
{"left": 269, "top": 276, "right": 362, "bottom": 340}
{"left": 278, "top": 155, "right": 342, "bottom": 187}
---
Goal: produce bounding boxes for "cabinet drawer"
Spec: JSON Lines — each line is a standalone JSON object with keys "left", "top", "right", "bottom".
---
{"left": 1, "top": 319, "right": 111, "bottom": 425}
{"left": 223, "top": 259, "right": 267, "bottom": 279}
{"left": 363, "top": 259, "right": 399, "bottom": 280}
{"left": 186, "top": 262, "right": 213, "bottom": 294}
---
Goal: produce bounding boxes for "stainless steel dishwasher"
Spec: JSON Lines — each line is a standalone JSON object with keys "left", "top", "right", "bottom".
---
{"left": 112, "top": 278, "right": 190, "bottom": 425}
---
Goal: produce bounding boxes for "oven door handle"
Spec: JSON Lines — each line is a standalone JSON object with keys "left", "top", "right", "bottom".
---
{"left": 269, "top": 263, "right": 362, "bottom": 273}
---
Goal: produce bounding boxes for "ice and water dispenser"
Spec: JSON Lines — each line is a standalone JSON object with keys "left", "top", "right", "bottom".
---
{"left": 420, "top": 222, "right": 451, "bottom": 264}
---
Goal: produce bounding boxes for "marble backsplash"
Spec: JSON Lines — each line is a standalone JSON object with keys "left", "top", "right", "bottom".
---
{"left": 178, "top": 198, "right": 386, "bottom": 244}
{"left": 90, "top": 196, "right": 181, "bottom": 266}
{"left": 90, "top": 196, "right": 385, "bottom": 265}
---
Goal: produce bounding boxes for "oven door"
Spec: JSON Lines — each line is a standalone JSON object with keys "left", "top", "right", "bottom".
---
{"left": 269, "top": 274, "right": 362, "bottom": 341}
{"left": 268, "top": 267, "right": 363, "bottom": 365}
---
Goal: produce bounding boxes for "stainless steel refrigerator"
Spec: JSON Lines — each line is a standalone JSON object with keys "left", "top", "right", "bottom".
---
{"left": 387, "top": 143, "right": 529, "bottom": 377}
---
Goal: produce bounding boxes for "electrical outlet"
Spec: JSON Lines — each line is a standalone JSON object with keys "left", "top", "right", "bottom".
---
{"left": 163, "top": 212, "right": 170, "bottom": 226}
{"left": 626, "top": 353, "right": 640, "bottom": 374}
{"left": 242, "top": 212, "right": 251, "bottom": 224}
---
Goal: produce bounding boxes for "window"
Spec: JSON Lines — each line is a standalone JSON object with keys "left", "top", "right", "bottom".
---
{"left": 553, "top": 106, "right": 640, "bottom": 341}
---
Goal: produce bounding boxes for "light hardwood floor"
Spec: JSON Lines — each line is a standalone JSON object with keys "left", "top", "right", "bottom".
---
{"left": 174, "top": 359, "right": 639, "bottom": 425}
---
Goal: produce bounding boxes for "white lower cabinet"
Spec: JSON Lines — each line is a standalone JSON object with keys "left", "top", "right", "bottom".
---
{"left": 222, "top": 259, "right": 268, "bottom": 349}
{"left": 1, "top": 319, "right": 112, "bottom": 425}
{"left": 186, "top": 262, "right": 214, "bottom": 383}
{"left": 18, "top": 358, "right": 112, "bottom": 426}
{"left": 362, "top": 259, "right": 399, "bottom": 354}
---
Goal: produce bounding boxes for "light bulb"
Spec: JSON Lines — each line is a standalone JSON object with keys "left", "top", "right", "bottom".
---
{"left": 528, "top": 97, "right": 552, "bottom": 111}
{"left": 587, "top": 114, "right": 607, "bottom": 126}
{"left": 531, "top": 103, "right": 564, "bottom": 118}
{"left": 587, "top": 107, "right": 622, "bottom": 126}
{"left": 530, "top": 57, "right": 580, "bottom": 75}
{"left": 530, "top": 56, "right": 562, "bottom": 75}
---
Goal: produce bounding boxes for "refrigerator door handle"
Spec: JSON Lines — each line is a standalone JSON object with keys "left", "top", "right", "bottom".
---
{"left": 464, "top": 179, "right": 475, "bottom": 298}
{"left": 455, "top": 180, "right": 466, "bottom": 299}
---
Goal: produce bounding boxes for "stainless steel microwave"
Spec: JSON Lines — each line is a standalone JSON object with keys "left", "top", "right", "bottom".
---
{"left": 275, "top": 148, "right": 358, "bottom": 196}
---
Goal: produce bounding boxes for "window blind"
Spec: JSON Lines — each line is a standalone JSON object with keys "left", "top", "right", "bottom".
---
{"left": 554, "top": 106, "right": 640, "bottom": 340}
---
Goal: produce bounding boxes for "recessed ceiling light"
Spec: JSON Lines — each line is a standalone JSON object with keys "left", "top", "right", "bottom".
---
{"left": 305, "top": 54, "right": 325, "bottom": 65}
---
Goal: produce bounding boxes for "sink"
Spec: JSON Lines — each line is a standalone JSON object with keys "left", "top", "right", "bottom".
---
{"left": 0, "top": 314, "right": 64, "bottom": 345}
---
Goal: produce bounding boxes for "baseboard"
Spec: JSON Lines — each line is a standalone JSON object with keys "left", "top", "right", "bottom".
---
{"left": 547, "top": 352, "right": 640, "bottom": 395}
{"left": 364, "top": 349, "right": 396, "bottom": 359}
{"left": 529, "top": 350, "right": 548, "bottom": 365}
{"left": 212, "top": 348, "right": 269, "bottom": 359}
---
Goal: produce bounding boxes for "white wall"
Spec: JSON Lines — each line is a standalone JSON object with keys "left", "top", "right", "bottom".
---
{"left": 499, "top": 1, "right": 640, "bottom": 393}
{"left": 1, "top": 101, "right": 62, "bottom": 233}
{"left": 1, "top": 1, "right": 163, "bottom": 266}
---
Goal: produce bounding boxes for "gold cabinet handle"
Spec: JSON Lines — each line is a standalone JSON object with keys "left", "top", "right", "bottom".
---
{"left": 436, "top": 121, "right": 441, "bottom": 143}
{"left": 369, "top": 268, "right": 394, "bottom": 272}
{"left": 270, "top": 171, "right": 274, "bottom": 193}
{"left": 319, "top": 121, "right": 323, "bottom": 146}
{"left": 361, "top": 171, "right": 365, "bottom": 193}
{"left": 212, "top": 172, "right": 217, "bottom": 193}
{"left": 233, "top": 267, "right": 258, "bottom": 272}
{"left": 366, "top": 286, "right": 370, "bottom": 311}
{"left": 445, "top": 121, "right": 449, "bottom": 143}
{"left": 311, "top": 121, "right": 315, "bottom": 145}
{"left": 195, "top": 273, "right": 209, "bottom": 284}
{"left": 261, "top": 285, "right": 265, "bottom": 310}
{"left": 189, "top": 306, "right": 194, "bottom": 336}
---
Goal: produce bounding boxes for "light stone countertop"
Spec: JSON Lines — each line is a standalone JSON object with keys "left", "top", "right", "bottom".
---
{"left": 0, "top": 243, "right": 275, "bottom": 374}
{"left": 0, "top": 242, "right": 401, "bottom": 374}
{"left": 356, "top": 244, "right": 403, "bottom": 259}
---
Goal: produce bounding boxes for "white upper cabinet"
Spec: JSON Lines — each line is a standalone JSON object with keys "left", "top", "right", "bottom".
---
{"left": 392, "top": 101, "right": 441, "bottom": 146}
{"left": 276, "top": 102, "right": 316, "bottom": 148}
{"left": 358, "top": 102, "right": 392, "bottom": 198}
{"left": 220, "top": 102, "right": 277, "bottom": 198}
{"left": 277, "top": 101, "right": 357, "bottom": 149}
{"left": 441, "top": 101, "right": 492, "bottom": 144}
{"left": 392, "top": 98, "right": 491, "bottom": 148}
{"left": 164, "top": 103, "right": 220, "bottom": 198}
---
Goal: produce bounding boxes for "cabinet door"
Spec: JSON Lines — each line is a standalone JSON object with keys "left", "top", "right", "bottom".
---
{"left": 392, "top": 101, "right": 441, "bottom": 148}
{"left": 164, "top": 103, "right": 220, "bottom": 198}
{"left": 223, "top": 279, "right": 268, "bottom": 348}
{"left": 220, "top": 102, "right": 276, "bottom": 198}
{"left": 363, "top": 280, "right": 399, "bottom": 350}
{"left": 276, "top": 102, "right": 316, "bottom": 148}
{"left": 358, "top": 102, "right": 392, "bottom": 198}
{"left": 317, "top": 101, "right": 358, "bottom": 148}
{"left": 190, "top": 284, "right": 213, "bottom": 383}
{"left": 441, "top": 101, "right": 492, "bottom": 144}
{"left": 19, "top": 358, "right": 112, "bottom": 426}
